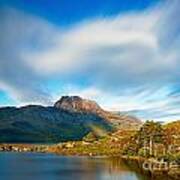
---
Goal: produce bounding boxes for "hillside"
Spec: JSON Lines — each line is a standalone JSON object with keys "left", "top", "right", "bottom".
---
{"left": 164, "top": 120, "right": 180, "bottom": 131}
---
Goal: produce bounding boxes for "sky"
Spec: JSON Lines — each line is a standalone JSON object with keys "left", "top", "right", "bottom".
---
{"left": 0, "top": 0, "right": 180, "bottom": 122}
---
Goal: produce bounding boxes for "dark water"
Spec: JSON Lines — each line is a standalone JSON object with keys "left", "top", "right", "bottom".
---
{"left": 0, "top": 152, "right": 152, "bottom": 180}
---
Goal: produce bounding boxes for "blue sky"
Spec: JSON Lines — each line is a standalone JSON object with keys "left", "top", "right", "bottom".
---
{"left": 0, "top": 0, "right": 160, "bottom": 24}
{"left": 0, "top": 0, "right": 180, "bottom": 122}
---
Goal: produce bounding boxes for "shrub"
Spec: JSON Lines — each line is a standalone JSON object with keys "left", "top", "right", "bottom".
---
{"left": 138, "top": 147, "right": 150, "bottom": 157}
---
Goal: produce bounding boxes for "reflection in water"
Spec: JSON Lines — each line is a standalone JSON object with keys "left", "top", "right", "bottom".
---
{"left": 0, "top": 153, "right": 164, "bottom": 180}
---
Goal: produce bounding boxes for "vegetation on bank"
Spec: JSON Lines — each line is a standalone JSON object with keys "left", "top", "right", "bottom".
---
{"left": 47, "top": 120, "right": 179, "bottom": 159}
{"left": 48, "top": 129, "right": 136, "bottom": 156}
{"left": 123, "top": 121, "right": 180, "bottom": 161}
{"left": 122, "top": 120, "right": 180, "bottom": 179}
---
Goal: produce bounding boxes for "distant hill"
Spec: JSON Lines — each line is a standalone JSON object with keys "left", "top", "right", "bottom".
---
{"left": 164, "top": 120, "right": 180, "bottom": 128}
{"left": 0, "top": 96, "right": 141, "bottom": 143}
{"left": 164, "top": 120, "right": 180, "bottom": 135}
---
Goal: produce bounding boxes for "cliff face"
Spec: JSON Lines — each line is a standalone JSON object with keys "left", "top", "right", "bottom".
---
{"left": 54, "top": 96, "right": 141, "bottom": 129}
{"left": 54, "top": 96, "right": 104, "bottom": 114}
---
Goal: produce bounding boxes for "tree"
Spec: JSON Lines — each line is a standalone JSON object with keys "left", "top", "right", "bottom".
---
{"left": 136, "top": 121, "right": 163, "bottom": 156}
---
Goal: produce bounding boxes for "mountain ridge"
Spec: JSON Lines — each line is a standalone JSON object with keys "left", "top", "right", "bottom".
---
{"left": 0, "top": 96, "right": 141, "bottom": 143}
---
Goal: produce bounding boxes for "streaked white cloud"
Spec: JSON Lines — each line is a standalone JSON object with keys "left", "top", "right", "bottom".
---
{"left": 0, "top": 8, "right": 58, "bottom": 104}
{"left": 23, "top": 0, "right": 180, "bottom": 87}
{"left": 24, "top": 9, "right": 159, "bottom": 77}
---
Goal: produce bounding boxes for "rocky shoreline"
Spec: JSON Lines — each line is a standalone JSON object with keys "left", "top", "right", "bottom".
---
{"left": 0, "top": 144, "right": 47, "bottom": 153}
{"left": 121, "top": 156, "right": 180, "bottom": 180}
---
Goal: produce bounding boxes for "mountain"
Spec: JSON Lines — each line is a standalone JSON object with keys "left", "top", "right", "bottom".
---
{"left": 55, "top": 96, "right": 141, "bottom": 129}
{"left": 0, "top": 96, "right": 141, "bottom": 143}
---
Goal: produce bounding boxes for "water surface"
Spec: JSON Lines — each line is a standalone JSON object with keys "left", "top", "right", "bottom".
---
{"left": 0, "top": 152, "right": 153, "bottom": 180}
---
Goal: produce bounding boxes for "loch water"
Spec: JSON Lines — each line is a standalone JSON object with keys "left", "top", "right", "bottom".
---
{"left": 0, "top": 152, "right": 168, "bottom": 180}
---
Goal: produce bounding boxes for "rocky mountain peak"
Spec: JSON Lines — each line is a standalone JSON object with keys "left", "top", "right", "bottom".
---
{"left": 54, "top": 96, "right": 141, "bottom": 129}
{"left": 54, "top": 96, "right": 104, "bottom": 114}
